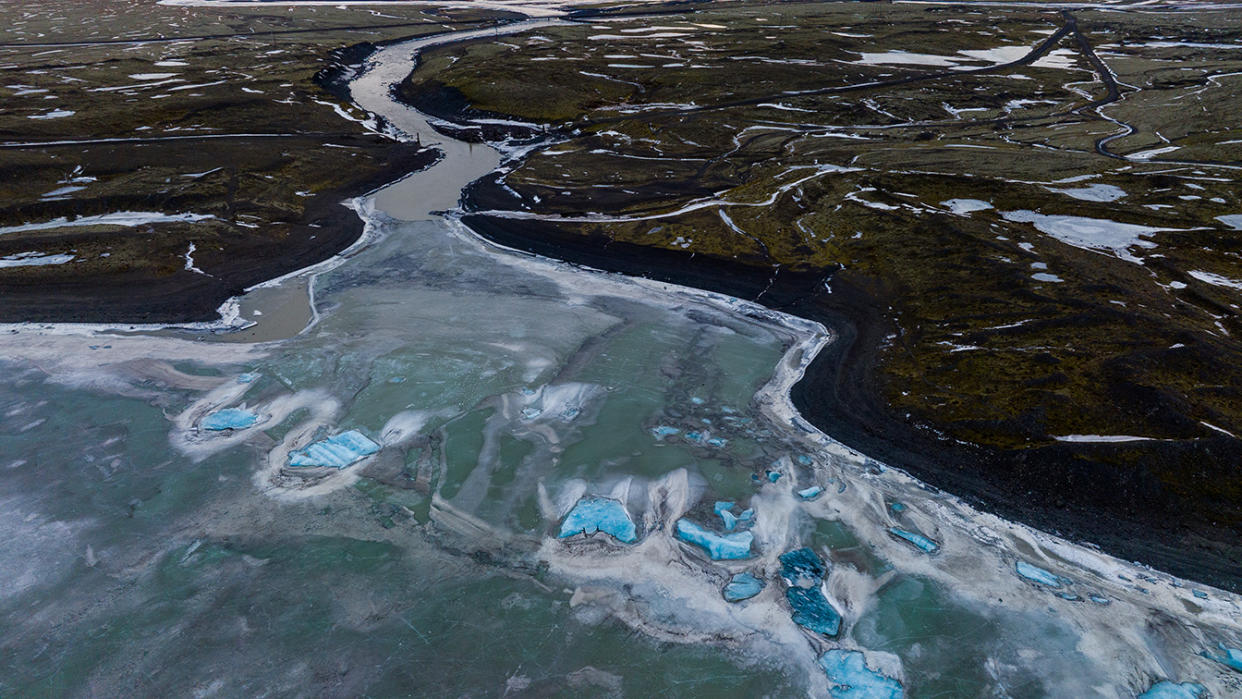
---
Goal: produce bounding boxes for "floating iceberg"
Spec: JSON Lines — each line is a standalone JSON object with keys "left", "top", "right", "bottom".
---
{"left": 780, "top": 548, "right": 826, "bottom": 587}
{"left": 887, "top": 527, "right": 940, "bottom": 554}
{"left": 201, "top": 408, "right": 260, "bottom": 431}
{"left": 787, "top": 586, "right": 841, "bottom": 637}
{"left": 722, "top": 572, "right": 764, "bottom": 602}
{"left": 674, "top": 519, "right": 753, "bottom": 560}
{"left": 1139, "top": 681, "right": 1205, "bottom": 699}
{"left": 797, "top": 485, "right": 823, "bottom": 500}
{"left": 1201, "top": 644, "right": 1242, "bottom": 673}
{"left": 558, "top": 497, "right": 637, "bottom": 543}
{"left": 714, "top": 501, "right": 738, "bottom": 530}
{"left": 651, "top": 425, "right": 681, "bottom": 438}
{"left": 288, "top": 430, "right": 380, "bottom": 469}
{"left": 1015, "top": 561, "right": 1062, "bottom": 588}
{"left": 818, "top": 650, "right": 904, "bottom": 699}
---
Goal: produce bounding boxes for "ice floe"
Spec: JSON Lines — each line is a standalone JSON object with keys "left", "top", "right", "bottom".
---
{"left": 200, "top": 407, "right": 260, "bottom": 431}
{"left": 722, "top": 572, "right": 764, "bottom": 602}
{"left": 818, "top": 650, "right": 904, "bottom": 699}
{"left": 559, "top": 497, "right": 637, "bottom": 543}
{"left": 288, "top": 430, "right": 380, "bottom": 469}
{"left": 675, "top": 518, "right": 753, "bottom": 560}
{"left": 1139, "top": 681, "right": 1205, "bottom": 698}
{"left": 1016, "top": 560, "right": 1062, "bottom": 588}
{"left": 1200, "top": 644, "right": 1242, "bottom": 673}
{"left": 787, "top": 586, "right": 842, "bottom": 637}
{"left": 886, "top": 527, "right": 940, "bottom": 555}
{"left": 779, "top": 548, "right": 842, "bottom": 636}
{"left": 780, "top": 548, "right": 827, "bottom": 587}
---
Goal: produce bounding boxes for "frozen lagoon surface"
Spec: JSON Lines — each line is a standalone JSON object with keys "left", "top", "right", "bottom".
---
{"left": 1, "top": 21, "right": 1242, "bottom": 699}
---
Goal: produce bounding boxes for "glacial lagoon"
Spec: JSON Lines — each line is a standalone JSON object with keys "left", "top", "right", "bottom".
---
{"left": 1, "top": 14, "right": 1241, "bottom": 699}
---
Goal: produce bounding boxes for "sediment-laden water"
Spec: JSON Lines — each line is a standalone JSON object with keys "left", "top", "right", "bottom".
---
{"left": 1, "top": 18, "right": 1240, "bottom": 698}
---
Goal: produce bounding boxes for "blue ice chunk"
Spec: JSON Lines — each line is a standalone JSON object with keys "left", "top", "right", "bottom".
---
{"left": 201, "top": 408, "right": 260, "bottom": 431}
{"left": 738, "top": 508, "right": 754, "bottom": 526}
{"left": 675, "top": 519, "right": 753, "bottom": 560}
{"left": 767, "top": 470, "right": 782, "bottom": 483}
{"left": 521, "top": 407, "right": 543, "bottom": 419}
{"left": 237, "top": 372, "right": 258, "bottom": 384}
{"left": 1089, "top": 595, "right": 1111, "bottom": 605}
{"left": 1015, "top": 561, "right": 1062, "bottom": 588}
{"left": 780, "top": 548, "right": 826, "bottom": 587}
{"left": 1192, "top": 590, "right": 1208, "bottom": 600}
{"left": 558, "top": 497, "right": 637, "bottom": 543}
{"left": 690, "top": 396, "right": 705, "bottom": 405}
{"left": 1139, "top": 681, "right": 1205, "bottom": 699}
{"left": 818, "top": 650, "right": 904, "bottom": 699}
{"left": 715, "top": 501, "right": 739, "bottom": 530}
{"left": 1057, "top": 592, "right": 1081, "bottom": 601}
{"left": 288, "top": 430, "right": 380, "bottom": 469}
{"left": 651, "top": 425, "right": 681, "bottom": 438}
{"left": 889, "top": 502, "right": 907, "bottom": 513}
{"left": 707, "top": 437, "right": 728, "bottom": 447}
{"left": 797, "top": 454, "right": 813, "bottom": 465}
{"left": 887, "top": 527, "right": 940, "bottom": 554}
{"left": 388, "top": 376, "right": 406, "bottom": 384}
{"left": 798, "top": 485, "right": 823, "bottom": 500}
{"left": 685, "top": 431, "right": 703, "bottom": 442}
{"left": 837, "top": 481, "right": 847, "bottom": 494}
{"left": 787, "top": 586, "right": 841, "bottom": 637}
{"left": 1201, "top": 644, "right": 1242, "bottom": 673}
{"left": 723, "top": 572, "right": 764, "bottom": 602}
